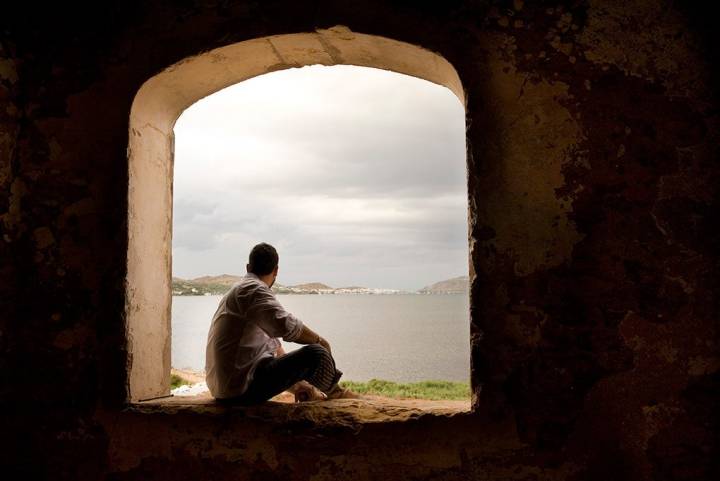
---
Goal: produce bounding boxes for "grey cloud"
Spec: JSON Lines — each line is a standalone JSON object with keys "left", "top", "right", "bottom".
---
{"left": 171, "top": 65, "right": 467, "bottom": 290}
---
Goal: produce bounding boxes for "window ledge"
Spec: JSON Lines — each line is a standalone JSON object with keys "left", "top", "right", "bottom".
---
{"left": 131, "top": 392, "right": 471, "bottom": 427}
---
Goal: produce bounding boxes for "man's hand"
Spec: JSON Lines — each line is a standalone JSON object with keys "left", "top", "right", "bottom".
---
{"left": 291, "top": 381, "right": 327, "bottom": 402}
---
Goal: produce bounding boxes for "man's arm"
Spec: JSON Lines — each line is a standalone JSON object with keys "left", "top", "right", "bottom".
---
{"left": 246, "top": 286, "right": 304, "bottom": 341}
{"left": 248, "top": 285, "right": 332, "bottom": 351}
{"left": 293, "top": 324, "right": 332, "bottom": 353}
{"left": 274, "top": 326, "right": 331, "bottom": 354}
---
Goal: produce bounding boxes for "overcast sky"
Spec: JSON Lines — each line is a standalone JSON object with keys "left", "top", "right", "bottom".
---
{"left": 172, "top": 65, "right": 467, "bottom": 290}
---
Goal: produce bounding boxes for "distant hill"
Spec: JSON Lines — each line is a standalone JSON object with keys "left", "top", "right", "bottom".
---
{"left": 190, "top": 274, "right": 243, "bottom": 286}
{"left": 418, "top": 276, "right": 469, "bottom": 294}
{"left": 172, "top": 275, "right": 242, "bottom": 296}
{"left": 171, "top": 274, "right": 332, "bottom": 296}
{"left": 291, "top": 282, "right": 332, "bottom": 290}
{"left": 172, "top": 274, "right": 468, "bottom": 296}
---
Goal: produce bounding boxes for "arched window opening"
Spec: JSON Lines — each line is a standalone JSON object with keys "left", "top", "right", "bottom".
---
{"left": 125, "top": 28, "right": 468, "bottom": 405}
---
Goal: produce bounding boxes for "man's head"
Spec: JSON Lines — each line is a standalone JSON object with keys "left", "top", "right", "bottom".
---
{"left": 247, "top": 242, "right": 279, "bottom": 286}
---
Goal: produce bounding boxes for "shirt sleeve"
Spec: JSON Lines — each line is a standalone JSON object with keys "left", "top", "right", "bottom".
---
{"left": 245, "top": 285, "right": 304, "bottom": 342}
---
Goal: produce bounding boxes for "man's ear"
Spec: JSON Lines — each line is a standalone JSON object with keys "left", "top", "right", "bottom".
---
{"left": 273, "top": 265, "right": 279, "bottom": 276}
{"left": 246, "top": 263, "right": 251, "bottom": 273}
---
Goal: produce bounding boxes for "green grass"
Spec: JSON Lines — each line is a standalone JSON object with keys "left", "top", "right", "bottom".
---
{"left": 338, "top": 379, "right": 470, "bottom": 400}
{"left": 170, "top": 374, "right": 190, "bottom": 389}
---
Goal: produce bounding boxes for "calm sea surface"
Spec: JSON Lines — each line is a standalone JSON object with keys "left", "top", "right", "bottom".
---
{"left": 172, "top": 294, "right": 470, "bottom": 383}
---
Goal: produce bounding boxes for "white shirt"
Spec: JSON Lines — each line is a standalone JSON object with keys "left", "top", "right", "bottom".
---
{"left": 205, "top": 273, "right": 304, "bottom": 399}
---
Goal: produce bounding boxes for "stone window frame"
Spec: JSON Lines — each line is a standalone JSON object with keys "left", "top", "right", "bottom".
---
{"left": 126, "top": 26, "right": 467, "bottom": 403}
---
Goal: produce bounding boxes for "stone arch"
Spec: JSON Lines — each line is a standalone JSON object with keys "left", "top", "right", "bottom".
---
{"left": 126, "top": 26, "right": 466, "bottom": 401}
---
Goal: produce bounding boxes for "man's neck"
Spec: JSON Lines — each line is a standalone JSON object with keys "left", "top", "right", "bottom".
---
{"left": 249, "top": 272, "right": 274, "bottom": 287}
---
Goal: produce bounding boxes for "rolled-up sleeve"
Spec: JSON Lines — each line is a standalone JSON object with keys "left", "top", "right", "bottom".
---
{"left": 245, "top": 286, "right": 304, "bottom": 342}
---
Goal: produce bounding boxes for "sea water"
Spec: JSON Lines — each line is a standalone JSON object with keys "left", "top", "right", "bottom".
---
{"left": 172, "top": 294, "right": 470, "bottom": 383}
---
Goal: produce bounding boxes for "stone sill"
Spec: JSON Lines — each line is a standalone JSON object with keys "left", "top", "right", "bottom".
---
{"left": 132, "top": 392, "right": 472, "bottom": 427}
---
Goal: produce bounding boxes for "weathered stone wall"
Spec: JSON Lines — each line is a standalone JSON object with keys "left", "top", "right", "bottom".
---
{"left": 1, "top": 1, "right": 717, "bottom": 480}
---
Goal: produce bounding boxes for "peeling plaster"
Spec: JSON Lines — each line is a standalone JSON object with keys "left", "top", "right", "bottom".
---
{"left": 687, "top": 355, "right": 720, "bottom": 376}
{"left": 33, "top": 226, "right": 55, "bottom": 249}
{"left": 0, "top": 131, "right": 16, "bottom": 189}
{"left": 1, "top": 177, "right": 26, "bottom": 235}
{"left": 0, "top": 58, "right": 18, "bottom": 83}
{"left": 480, "top": 37, "right": 585, "bottom": 276}
{"left": 577, "top": 0, "right": 709, "bottom": 97}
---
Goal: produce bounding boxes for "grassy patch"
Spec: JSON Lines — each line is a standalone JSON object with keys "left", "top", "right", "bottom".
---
{"left": 170, "top": 374, "right": 190, "bottom": 389}
{"left": 339, "top": 379, "right": 469, "bottom": 400}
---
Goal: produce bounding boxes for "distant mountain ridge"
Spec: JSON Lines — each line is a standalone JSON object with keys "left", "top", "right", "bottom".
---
{"left": 418, "top": 276, "right": 469, "bottom": 294}
{"left": 171, "top": 274, "right": 468, "bottom": 296}
{"left": 291, "top": 282, "right": 332, "bottom": 290}
{"left": 186, "top": 274, "right": 243, "bottom": 286}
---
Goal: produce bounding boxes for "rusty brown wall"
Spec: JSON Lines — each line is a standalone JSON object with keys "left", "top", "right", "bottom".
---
{"left": 1, "top": 1, "right": 717, "bottom": 480}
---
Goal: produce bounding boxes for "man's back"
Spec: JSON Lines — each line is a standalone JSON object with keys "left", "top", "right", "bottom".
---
{"left": 205, "top": 273, "right": 303, "bottom": 399}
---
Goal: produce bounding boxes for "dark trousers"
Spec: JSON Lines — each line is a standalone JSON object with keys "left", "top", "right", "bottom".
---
{"left": 218, "top": 344, "right": 342, "bottom": 405}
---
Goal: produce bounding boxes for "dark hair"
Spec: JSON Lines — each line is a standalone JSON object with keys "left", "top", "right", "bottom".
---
{"left": 248, "top": 243, "right": 279, "bottom": 276}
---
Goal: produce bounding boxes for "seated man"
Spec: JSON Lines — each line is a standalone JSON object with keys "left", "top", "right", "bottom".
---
{"left": 205, "top": 242, "right": 352, "bottom": 404}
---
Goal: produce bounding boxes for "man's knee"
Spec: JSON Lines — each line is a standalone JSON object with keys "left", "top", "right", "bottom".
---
{"left": 301, "top": 343, "right": 330, "bottom": 358}
{"left": 298, "top": 343, "right": 332, "bottom": 367}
